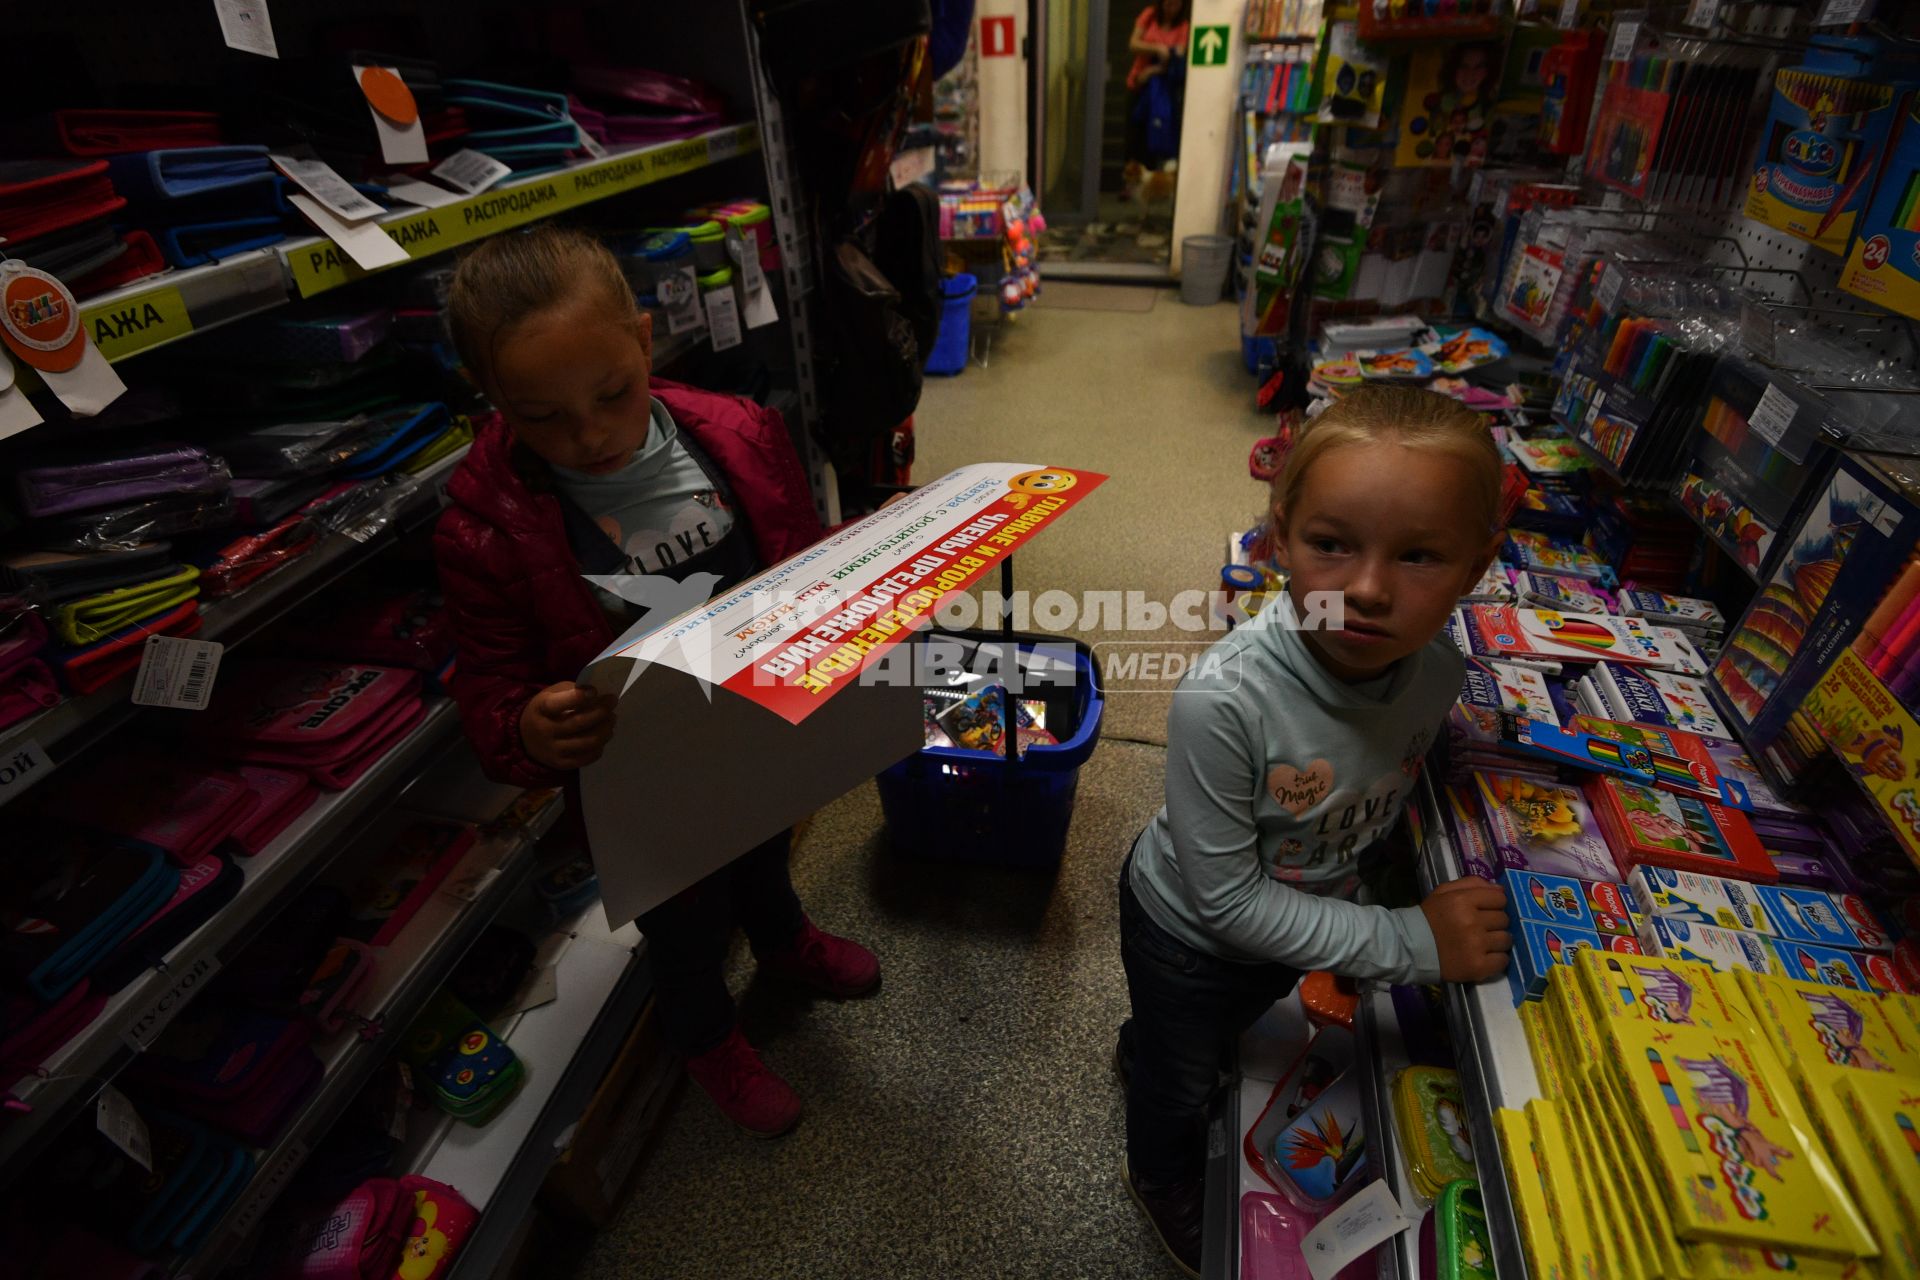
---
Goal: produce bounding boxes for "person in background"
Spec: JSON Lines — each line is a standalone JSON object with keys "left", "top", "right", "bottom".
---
{"left": 435, "top": 226, "right": 880, "bottom": 1140}
{"left": 1125, "top": 0, "right": 1190, "bottom": 168}
{"left": 1115, "top": 387, "right": 1513, "bottom": 1276}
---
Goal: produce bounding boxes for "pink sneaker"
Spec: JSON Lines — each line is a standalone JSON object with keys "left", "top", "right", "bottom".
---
{"left": 684, "top": 1028, "right": 801, "bottom": 1138}
{"left": 762, "top": 918, "right": 881, "bottom": 998}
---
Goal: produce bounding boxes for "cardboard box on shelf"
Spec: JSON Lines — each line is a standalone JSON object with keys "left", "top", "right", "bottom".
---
{"left": 541, "top": 998, "right": 681, "bottom": 1227}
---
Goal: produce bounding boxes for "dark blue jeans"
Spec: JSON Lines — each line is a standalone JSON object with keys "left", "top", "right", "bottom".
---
{"left": 638, "top": 828, "right": 804, "bottom": 1055}
{"left": 1119, "top": 854, "right": 1300, "bottom": 1188}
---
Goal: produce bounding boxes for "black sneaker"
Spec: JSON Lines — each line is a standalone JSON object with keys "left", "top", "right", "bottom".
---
{"left": 1122, "top": 1154, "right": 1203, "bottom": 1278}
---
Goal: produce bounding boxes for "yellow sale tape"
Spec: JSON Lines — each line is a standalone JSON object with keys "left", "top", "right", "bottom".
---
{"left": 286, "top": 124, "right": 760, "bottom": 298}
{"left": 79, "top": 286, "right": 192, "bottom": 362}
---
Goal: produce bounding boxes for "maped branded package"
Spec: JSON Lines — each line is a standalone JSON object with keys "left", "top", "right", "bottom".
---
{"left": 1584, "top": 775, "right": 1776, "bottom": 882}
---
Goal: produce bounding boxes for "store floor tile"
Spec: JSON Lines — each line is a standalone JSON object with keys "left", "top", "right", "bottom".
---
{"left": 573, "top": 298, "right": 1259, "bottom": 1278}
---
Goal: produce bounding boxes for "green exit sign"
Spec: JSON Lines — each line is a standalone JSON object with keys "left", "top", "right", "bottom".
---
{"left": 1191, "top": 24, "right": 1230, "bottom": 67}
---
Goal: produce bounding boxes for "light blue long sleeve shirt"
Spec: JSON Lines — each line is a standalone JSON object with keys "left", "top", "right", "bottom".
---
{"left": 1129, "top": 594, "right": 1461, "bottom": 983}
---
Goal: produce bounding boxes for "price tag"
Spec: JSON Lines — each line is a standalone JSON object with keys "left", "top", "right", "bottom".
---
{"left": 431, "top": 149, "right": 512, "bottom": 195}
{"left": 727, "top": 226, "right": 778, "bottom": 330}
{"left": 132, "top": 636, "right": 224, "bottom": 711}
{"left": 1818, "top": 0, "right": 1871, "bottom": 24}
{"left": 122, "top": 953, "right": 220, "bottom": 1051}
{"left": 385, "top": 177, "right": 465, "bottom": 209}
{"left": 1301, "top": 1181, "right": 1416, "bottom": 1280}
{"left": 1749, "top": 383, "right": 1799, "bottom": 447}
{"left": 661, "top": 266, "right": 704, "bottom": 335}
{"left": 1686, "top": 0, "right": 1719, "bottom": 27}
{"left": 270, "top": 154, "right": 384, "bottom": 223}
{"left": 576, "top": 126, "right": 609, "bottom": 160}
{"left": 1558, "top": 0, "right": 1581, "bottom": 29}
{"left": 213, "top": 0, "right": 278, "bottom": 57}
{"left": 1609, "top": 20, "right": 1642, "bottom": 62}
{"left": 287, "top": 194, "right": 410, "bottom": 272}
{"left": 353, "top": 66, "right": 428, "bottom": 165}
{"left": 1596, "top": 264, "right": 1624, "bottom": 312}
{"left": 1585, "top": 388, "right": 1608, "bottom": 426}
{"left": 706, "top": 284, "right": 743, "bottom": 351}
{"left": 97, "top": 1086, "right": 152, "bottom": 1171}
{"left": 0, "top": 737, "right": 50, "bottom": 801}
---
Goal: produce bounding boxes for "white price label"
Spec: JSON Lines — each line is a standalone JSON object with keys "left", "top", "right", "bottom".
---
{"left": 727, "top": 226, "right": 779, "bottom": 330}
{"left": 1585, "top": 388, "right": 1608, "bottom": 426}
{"left": 226, "top": 1139, "right": 308, "bottom": 1241}
{"left": 1558, "top": 0, "right": 1581, "bottom": 28}
{"left": 662, "top": 267, "right": 705, "bottom": 335}
{"left": 0, "top": 737, "right": 52, "bottom": 800}
{"left": 1301, "top": 1181, "right": 1416, "bottom": 1280}
{"left": 213, "top": 0, "right": 277, "bottom": 57}
{"left": 576, "top": 126, "right": 609, "bottom": 160}
{"left": 97, "top": 1086, "right": 151, "bottom": 1171}
{"left": 1749, "top": 383, "right": 1799, "bottom": 447}
{"left": 706, "top": 285, "right": 743, "bottom": 351}
{"left": 1596, "top": 264, "right": 1623, "bottom": 312}
{"left": 1818, "top": 0, "right": 1870, "bottom": 24}
{"left": 431, "top": 149, "right": 512, "bottom": 195}
{"left": 1686, "top": 0, "right": 1718, "bottom": 27}
{"left": 132, "top": 636, "right": 224, "bottom": 711}
{"left": 1609, "top": 20, "right": 1641, "bottom": 62}
{"left": 270, "top": 154, "right": 383, "bottom": 223}
{"left": 122, "top": 954, "right": 220, "bottom": 1051}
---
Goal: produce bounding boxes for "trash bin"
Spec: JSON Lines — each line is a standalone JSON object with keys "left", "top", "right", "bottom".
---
{"left": 923, "top": 273, "right": 979, "bottom": 376}
{"left": 1181, "top": 234, "right": 1234, "bottom": 305}
{"left": 877, "top": 630, "right": 1105, "bottom": 869}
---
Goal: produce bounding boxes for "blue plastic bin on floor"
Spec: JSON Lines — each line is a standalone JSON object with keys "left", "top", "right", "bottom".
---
{"left": 923, "top": 273, "right": 978, "bottom": 376}
{"left": 877, "top": 631, "right": 1104, "bottom": 869}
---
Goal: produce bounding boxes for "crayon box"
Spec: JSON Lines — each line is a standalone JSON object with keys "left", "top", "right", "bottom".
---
{"left": 1637, "top": 916, "right": 1778, "bottom": 975}
{"left": 1505, "top": 869, "right": 1639, "bottom": 938}
{"left": 1509, "top": 918, "right": 1641, "bottom": 1006}
{"left": 1630, "top": 866, "right": 1773, "bottom": 933}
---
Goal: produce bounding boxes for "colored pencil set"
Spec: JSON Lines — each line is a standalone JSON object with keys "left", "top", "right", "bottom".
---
{"left": 1587, "top": 38, "right": 1768, "bottom": 207}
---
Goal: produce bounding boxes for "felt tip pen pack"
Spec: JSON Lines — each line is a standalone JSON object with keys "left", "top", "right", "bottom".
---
{"left": 1585, "top": 775, "right": 1777, "bottom": 883}
{"left": 1637, "top": 917, "right": 1779, "bottom": 975}
{"left": 1505, "top": 869, "right": 1639, "bottom": 938}
{"left": 1629, "top": 867, "right": 1773, "bottom": 934}
{"left": 1508, "top": 918, "right": 1640, "bottom": 1006}
{"left": 1513, "top": 570, "right": 1618, "bottom": 616}
{"left": 1753, "top": 884, "right": 1891, "bottom": 952}
{"left": 1766, "top": 936, "right": 1912, "bottom": 995}
{"left": 1587, "top": 660, "right": 1734, "bottom": 741}
{"left": 1467, "top": 605, "right": 1705, "bottom": 673}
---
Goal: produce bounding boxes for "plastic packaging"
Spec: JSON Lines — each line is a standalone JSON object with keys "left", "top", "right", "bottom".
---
{"left": 1391, "top": 1067, "right": 1476, "bottom": 1203}
{"left": 43, "top": 493, "right": 237, "bottom": 552}
{"left": 15, "top": 445, "right": 230, "bottom": 519}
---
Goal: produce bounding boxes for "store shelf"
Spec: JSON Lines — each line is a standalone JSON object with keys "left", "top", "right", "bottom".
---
{"left": 1202, "top": 1070, "right": 1240, "bottom": 1280}
{"left": 0, "top": 697, "right": 467, "bottom": 1180}
{"left": 0, "top": 445, "right": 467, "bottom": 811}
{"left": 282, "top": 124, "right": 761, "bottom": 300}
{"left": 1413, "top": 773, "right": 1538, "bottom": 1280}
{"left": 1356, "top": 988, "right": 1419, "bottom": 1280}
{"left": 181, "top": 789, "right": 565, "bottom": 1277}
{"left": 63, "top": 123, "right": 759, "bottom": 370}
{"left": 402, "top": 903, "right": 649, "bottom": 1276}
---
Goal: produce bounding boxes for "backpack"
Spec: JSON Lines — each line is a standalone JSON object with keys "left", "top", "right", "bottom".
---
{"left": 821, "top": 238, "right": 921, "bottom": 476}
{"left": 874, "top": 184, "right": 943, "bottom": 367}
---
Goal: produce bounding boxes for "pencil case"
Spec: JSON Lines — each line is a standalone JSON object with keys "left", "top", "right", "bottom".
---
{"left": 289, "top": 587, "right": 453, "bottom": 673}
{"left": 230, "top": 765, "right": 318, "bottom": 855}
{"left": 1244, "top": 1024, "right": 1363, "bottom": 1208}
{"left": 134, "top": 1007, "right": 312, "bottom": 1102}
{"left": 197, "top": 660, "right": 426, "bottom": 789}
{"left": 196, "top": 307, "right": 394, "bottom": 366}
{"left": 48, "top": 752, "right": 257, "bottom": 864}
{"left": 448, "top": 926, "right": 536, "bottom": 1018}
{"left": 91, "top": 853, "right": 243, "bottom": 994}
{"left": 0, "top": 158, "right": 124, "bottom": 243}
{"left": 230, "top": 475, "right": 334, "bottom": 527}
{"left": 0, "top": 659, "right": 58, "bottom": 733}
{"left": 70, "top": 230, "right": 168, "bottom": 298}
{"left": 0, "top": 980, "right": 106, "bottom": 1094}
{"left": 199, "top": 515, "right": 321, "bottom": 597}
{"left": 1238, "top": 1191, "right": 1376, "bottom": 1280}
{"left": 171, "top": 1140, "right": 255, "bottom": 1254}
{"left": 393, "top": 1177, "right": 478, "bottom": 1277}
{"left": 534, "top": 853, "right": 600, "bottom": 920}
{"left": 223, "top": 885, "right": 353, "bottom": 1009}
{"left": 401, "top": 990, "right": 525, "bottom": 1122}
{"left": 53, "top": 108, "right": 226, "bottom": 155}
{"left": 16, "top": 445, "right": 229, "bottom": 519}
{"left": 1436, "top": 1180, "right": 1493, "bottom": 1280}
{"left": 51, "top": 599, "right": 202, "bottom": 694}
{"left": 346, "top": 820, "right": 478, "bottom": 945}
{"left": 45, "top": 492, "right": 236, "bottom": 553}
{"left": 443, "top": 78, "right": 572, "bottom": 124}
{"left": 9, "top": 216, "right": 130, "bottom": 281}
{"left": 2, "top": 838, "right": 178, "bottom": 1003}
{"left": 269, "top": 1176, "right": 410, "bottom": 1280}
{"left": 1390, "top": 1066, "right": 1476, "bottom": 1203}
{"left": 601, "top": 110, "right": 720, "bottom": 144}
{"left": 574, "top": 65, "right": 726, "bottom": 116}
{"left": 462, "top": 129, "right": 580, "bottom": 170}
{"left": 215, "top": 417, "right": 380, "bottom": 477}
{"left": 106, "top": 146, "right": 276, "bottom": 207}
{"left": 0, "top": 606, "right": 51, "bottom": 672}
{"left": 341, "top": 403, "right": 453, "bottom": 477}
{"left": 155, "top": 216, "right": 288, "bottom": 268}
{"left": 60, "top": 1105, "right": 207, "bottom": 1254}
{"left": 300, "top": 939, "right": 377, "bottom": 1033}
{"left": 6, "top": 545, "right": 180, "bottom": 601}
{"left": 399, "top": 415, "right": 473, "bottom": 474}
{"left": 48, "top": 564, "right": 201, "bottom": 646}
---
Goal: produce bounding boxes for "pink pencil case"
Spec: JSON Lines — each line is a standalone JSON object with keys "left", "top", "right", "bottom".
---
{"left": 395, "top": 1177, "right": 477, "bottom": 1278}
{"left": 176, "top": 1045, "right": 322, "bottom": 1145}
{"left": 1239, "top": 1192, "right": 1378, "bottom": 1280}
{"left": 270, "top": 1177, "right": 407, "bottom": 1280}
{"left": 231, "top": 765, "right": 318, "bottom": 855}
{"left": 299, "top": 939, "right": 375, "bottom": 1033}
{"left": 197, "top": 661, "right": 424, "bottom": 789}
{"left": 0, "top": 657, "right": 59, "bottom": 732}
{"left": 0, "top": 980, "right": 105, "bottom": 1095}
{"left": 47, "top": 755, "right": 259, "bottom": 865}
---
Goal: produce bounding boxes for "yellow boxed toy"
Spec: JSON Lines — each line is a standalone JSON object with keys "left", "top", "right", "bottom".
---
{"left": 1495, "top": 1107, "right": 1567, "bottom": 1280}
{"left": 1526, "top": 1099, "right": 1605, "bottom": 1280}
{"left": 1738, "top": 971, "right": 1920, "bottom": 1079}
{"left": 1602, "top": 1015, "right": 1878, "bottom": 1260}
{"left": 1519, "top": 1000, "right": 1561, "bottom": 1099}
{"left": 1884, "top": 991, "right": 1920, "bottom": 1048}
{"left": 1575, "top": 950, "right": 1759, "bottom": 1033}
{"left": 1835, "top": 1073, "right": 1920, "bottom": 1259}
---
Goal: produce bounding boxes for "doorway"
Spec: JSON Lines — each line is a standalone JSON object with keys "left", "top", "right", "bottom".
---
{"left": 1032, "top": 0, "right": 1188, "bottom": 275}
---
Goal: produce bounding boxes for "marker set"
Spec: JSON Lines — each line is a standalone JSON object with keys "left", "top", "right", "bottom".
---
{"left": 1587, "top": 36, "right": 1768, "bottom": 208}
